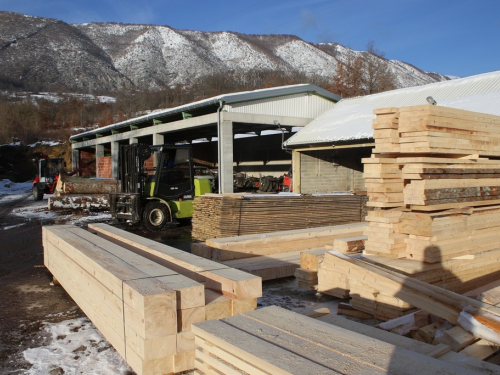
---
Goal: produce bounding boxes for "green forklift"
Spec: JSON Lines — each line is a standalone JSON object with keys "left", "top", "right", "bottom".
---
{"left": 109, "top": 143, "right": 212, "bottom": 231}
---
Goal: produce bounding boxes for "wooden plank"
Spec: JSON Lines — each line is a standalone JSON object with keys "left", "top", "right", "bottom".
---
{"left": 459, "top": 339, "right": 500, "bottom": 360}
{"left": 45, "top": 244, "right": 126, "bottom": 357}
{"left": 174, "top": 352, "right": 195, "bottom": 374}
{"left": 240, "top": 306, "right": 483, "bottom": 375}
{"left": 434, "top": 326, "right": 479, "bottom": 352}
{"left": 205, "top": 222, "right": 367, "bottom": 257}
{"left": 124, "top": 324, "right": 177, "bottom": 361}
{"left": 89, "top": 223, "right": 262, "bottom": 300}
{"left": 376, "top": 311, "right": 429, "bottom": 336}
{"left": 191, "top": 194, "right": 368, "bottom": 242}
{"left": 327, "top": 251, "right": 500, "bottom": 342}
{"left": 332, "top": 235, "right": 367, "bottom": 254}
{"left": 299, "top": 248, "right": 326, "bottom": 270}
{"left": 122, "top": 278, "right": 177, "bottom": 338}
{"left": 155, "top": 274, "right": 205, "bottom": 310}
{"left": 324, "top": 307, "right": 500, "bottom": 373}
{"left": 126, "top": 344, "right": 174, "bottom": 375}
{"left": 222, "top": 251, "right": 301, "bottom": 280}
{"left": 337, "top": 303, "right": 373, "bottom": 320}
{"left": 194, "top": 337, "right": 268, "bottom": 375}
{"left": 412, "top": 322, "right": 445, "bottom": 344}
{"left": 177, "top": 331, "right": 195, "bottom": 354}
{"left": 204, "top": 290, "right": 231, "bottom": 321}
{"left": 192, "top": 320, "right": 334, "bottom": 375}
{"left": 177, "top": 306, "right": 206, "bottom": 332}
{"left": 231, "top": 298, "right": 257, "bottom": 316}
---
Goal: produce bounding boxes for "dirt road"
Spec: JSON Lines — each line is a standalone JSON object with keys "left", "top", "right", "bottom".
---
{"left": 0, "top": 194, "right": 191, "bottom": 373}
{"left": 0, "top": 195, "right": 82, "bottom": 374}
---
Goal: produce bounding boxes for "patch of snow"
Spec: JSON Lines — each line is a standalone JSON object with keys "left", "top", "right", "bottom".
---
{"left": 3, "top": 223, "right": 25, "bottom": 230}
{"left": 29, "top": 141, "right": 63, "bottom": 147}
{"left": 458, "top": 306, "right": 500, "bottom": 345}
{"left": 23, "top": 317, "right": 131, "bottom": 375}
{"left": 0, "top": 179, "right": 32, "bottom": 199}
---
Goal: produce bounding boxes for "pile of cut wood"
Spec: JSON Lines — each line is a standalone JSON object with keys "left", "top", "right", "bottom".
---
{"left": 192, "top": 222, "right": 366, "bottom": 281}
{"left": 192, "top": 305, "right": 500, "bottom": 374}
{"left": 316, "top": 104, "right": 500, "bottom": 322}
{"left": 191, "top": 193, "right": 368, "bottom": 241}
{"left": 43, "top": 223, "right": 261, "bottom": 375}
{"left": 48, "top": 174, "right": 118, "bottom": 210}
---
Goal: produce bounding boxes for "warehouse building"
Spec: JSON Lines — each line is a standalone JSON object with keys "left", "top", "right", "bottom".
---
{"left": 70, "top": 84, "right": 340, "bottom": 193}
{"left": 285, "top": 70, "right": 500, "bottom": 194}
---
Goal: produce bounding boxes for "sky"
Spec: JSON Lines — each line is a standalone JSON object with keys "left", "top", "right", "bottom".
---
{"left": 0, "top": 0, "right": 498, "bottom": 78}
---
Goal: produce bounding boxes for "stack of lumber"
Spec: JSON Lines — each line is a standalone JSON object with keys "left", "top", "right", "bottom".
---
{"left": 401, "top": 205, "right": 500, "bottom": 262}
{"left": 319, "top": 248, "right": 500, "bottom": 320}
{"left": 316, "top": 105, "right": 500, "bottom": 320}
{"left": 373, "top": 105, "right": 500, "bottom": 156}
{"left": 192, "top": 222, "right": 366, "bottom": 281}
{"left": 191, "top": 193, "right": 368, "bottom": 241}
{"left": 49, "top": 174, "right": 119, "bottom": 210}
{"left": 43, "top": 223, "right": 261, "bottom": 375}
{"left": 293, "top": 234, "right": 367, "bottom": 293}
{"left": 324, "top": 252, "right": 500, "bottom": 344}
{"left": 192, "top": 305, "right": 500, "bottom": 374}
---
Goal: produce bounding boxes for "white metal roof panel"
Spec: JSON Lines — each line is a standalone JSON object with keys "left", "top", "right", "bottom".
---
{"left": 70, "top": 84, "right": 340, "bottom": 141}
{"left": 285, "top": 70, "right": 500, "bottom": 147}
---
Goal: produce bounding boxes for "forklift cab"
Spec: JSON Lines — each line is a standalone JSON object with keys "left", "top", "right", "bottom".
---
{"left": 152, "top": 146, "right": 195, "bottom": 201}
{"left": 38, "top": 158, "right": 64, "bottom": 184}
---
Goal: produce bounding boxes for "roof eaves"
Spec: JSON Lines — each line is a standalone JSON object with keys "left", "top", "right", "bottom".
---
{"left": 70, "top": 84, "right": 340, "bottom": 142}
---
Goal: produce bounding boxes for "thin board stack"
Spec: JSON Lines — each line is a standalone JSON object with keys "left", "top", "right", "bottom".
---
{"left": 318, "top": 104, "right": 500, "bottom": 321}
{"left": 192, "top": 306, "right": 500, "bottom": 374}
{"left": 43, "top": 224, "right": 261, "bottom": 375}
{"left": 191, "top": 193, "right": 368, "bottom": 241}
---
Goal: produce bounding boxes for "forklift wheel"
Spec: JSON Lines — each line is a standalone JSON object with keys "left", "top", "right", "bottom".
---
{"left": 143, "top": 201, "right": 169, "bottom": 232}
{"left": 33, "top": 184, "right": 44, "bottom": 201}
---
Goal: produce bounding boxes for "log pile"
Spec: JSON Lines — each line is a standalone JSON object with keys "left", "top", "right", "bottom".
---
{"left": 192, "top": 306, "right": 500, "bottom": 374}
{"left": 191, "top": 193, "right": 368, "bottom": 241}
{"left": 317, "top": 104, "right": 500, "bottom": 321}
{"left": 43, "top": 224, "right": 261, "bottom": 375}
{"left": 49, "top": 174, "right": 119, "bottom": 210}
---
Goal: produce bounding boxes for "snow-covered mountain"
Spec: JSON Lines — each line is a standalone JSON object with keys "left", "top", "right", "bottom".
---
{"left": 0, "top": 11, "right": 449, "bottom": 93}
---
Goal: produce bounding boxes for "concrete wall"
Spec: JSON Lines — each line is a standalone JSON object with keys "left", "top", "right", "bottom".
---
{"left": 299, "top": 147, "right": 372, "bottom": 194}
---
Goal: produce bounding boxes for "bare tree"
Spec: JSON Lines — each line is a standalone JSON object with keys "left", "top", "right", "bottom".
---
{"left": 328, "top": 41, "right": 397, "bottom": 98}
{"left": 363, "top": 40, "right": 396, "bottom": 94}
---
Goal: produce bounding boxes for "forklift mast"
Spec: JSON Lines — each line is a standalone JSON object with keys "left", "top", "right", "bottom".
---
{"left": 110, "top": 143, "right": 198, "bottom": 226}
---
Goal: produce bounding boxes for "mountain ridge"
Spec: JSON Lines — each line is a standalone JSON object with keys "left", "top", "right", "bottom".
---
{"left": 0, "top": 11, "right": 450, "bottom": 93}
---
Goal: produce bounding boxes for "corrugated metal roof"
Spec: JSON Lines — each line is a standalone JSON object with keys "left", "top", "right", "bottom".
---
{"left": 70, "top": 84, "right": 341, "bottom": 141}
{"left": 284, "top": 70, "right": 500, "bottom": 147}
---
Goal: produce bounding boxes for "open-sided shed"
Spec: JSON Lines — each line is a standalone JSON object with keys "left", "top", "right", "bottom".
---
{"left": 70, "top": 84, "right": 340, "bottom": 193}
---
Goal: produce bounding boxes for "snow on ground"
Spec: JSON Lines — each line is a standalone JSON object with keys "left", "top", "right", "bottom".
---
{"left": 0, "top": 179, "right": 32, "bottom": 200}
{"left": 23, "top": 317, "right": 131, "bottom": 375}
{"left": 2, "top": 179, "right": 337, "bottom": 372}
{"left": 28, "top": 140, "right": 63, "bottom": 147}
{"left": 0, "top": 179, "right": 112, "bottom": 228}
